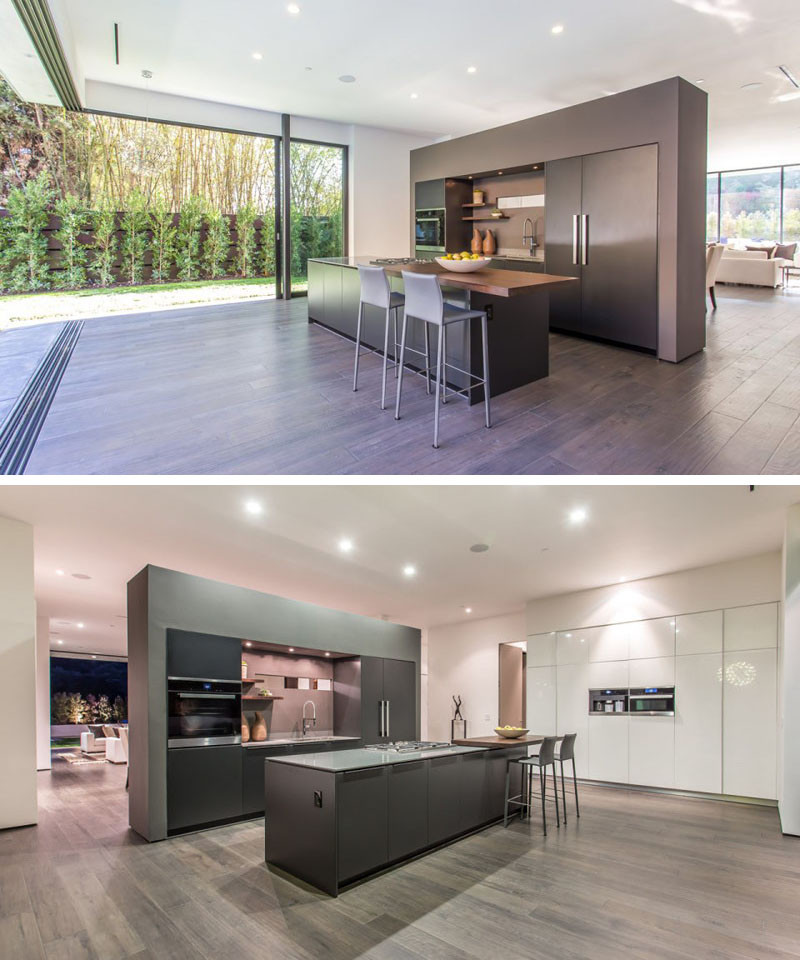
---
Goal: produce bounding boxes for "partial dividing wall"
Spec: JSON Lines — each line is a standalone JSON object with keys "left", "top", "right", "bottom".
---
{"left": 781, "top": 506, "right": 800, "bottom": 835}
{"left": 127, "top": 564, "right": 421, "bottom": 841}
{"left": 0, "top": 516, "right": 37, "bottom": 829}
{"left": 410, "top": 77, "right": 707, "bottom": 363}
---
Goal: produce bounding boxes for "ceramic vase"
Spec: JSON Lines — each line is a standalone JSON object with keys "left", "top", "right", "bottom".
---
{"left": 471, "top": 227, "right": 483, "bottom": 254}
{"left": 252, "top": 710, "right": 267, "bottom": 741}
{"left": 482, "top": 229, "right": 496, "bottom": 255}
{"left": 241, "top": 713, "right": 250, "bottom": 742}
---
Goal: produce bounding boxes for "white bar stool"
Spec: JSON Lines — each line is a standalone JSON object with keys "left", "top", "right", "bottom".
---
{"left": 354, "top": 265, "right": 407, "bottom": 410}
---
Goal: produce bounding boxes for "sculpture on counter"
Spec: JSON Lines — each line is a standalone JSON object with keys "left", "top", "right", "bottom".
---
{"left": 482, "top": 229, "right": 496, "bottom": 255}
{"left": 241, "top": 713, "right": 250, "bottom": 743}
{"left": 451, "top": 695, "right": 466, "bottom": 741}
{"left": 471, "top": 227, "right": 483, "bottom": 254}
{"left": 452, "top": 695, "right": 463, "bottom": 720}
{"left": 252, "top": 710, "right": 267, "bottom": 742}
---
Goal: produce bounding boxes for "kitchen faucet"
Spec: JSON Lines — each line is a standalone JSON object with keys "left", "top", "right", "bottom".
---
{"left": 522, "top": 217, "right": 537, "bottom": 255}
{"left": 302, "top": 700, "right": 317, "bottom": 736}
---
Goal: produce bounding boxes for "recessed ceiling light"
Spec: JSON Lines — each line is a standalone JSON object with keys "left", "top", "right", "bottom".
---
{"left": 91, "top": 655, "right": 97, "bottom": 659}
{"left": 245, "top": 641, "right": 252, "bottom": 647}
{"left": 497, "top": 171, "right": 504, "bottom": 175}
{"left": 565, "top": 633, "right": 572, "bottom": 638}
{"left": 740, "top": 82, "right": 762, "bottom": 91}
{"left": 56, "top": 639, "right": 63, "bottom": 644}
{"left": 77, "top": 622, "right": 85, "bottom": 628}
{"left": 339, "top": 74, "right": 356, "bottom": 83}
{"left": 696, "top": 78, "right": 706, "bottom": 84}
{"left": 338, "top": 537, "right": 354, "bottom": 553}
{"left": 465, "top": 607, "right": 472, "bottom": 614}
{"left": 568, "top": 507, "right": 588, "bottom": 525}
{"left": 470, "top": 543, "right": 489, "bottom": 553}
{"left": 467, "top": 66, "right": 477, "bottom": 74}
{"left": 402, "top": 564, "right": 417, "bottom": 578}
{"left": 287, "top": 2, "right": 300, "bottom": 13}
{"left": 252, "top": 52, "right": 263, "bottom": 60}
{"left": 551, "top": 24, "right": 564, "bottom": 34}
{"left": 289, "top": 647, "right": 295, "bottom": 653}
{"left": 325, "top": 651, "right": 330, "bottom": 657}
{"left": 410, "top": 93, "right": 419, "bottom": 99}
{"left": 244, "top": 499, "right": 263, "bottom": 515}
{"left": 56, "top": 569, "right": 64, "bottom": 576}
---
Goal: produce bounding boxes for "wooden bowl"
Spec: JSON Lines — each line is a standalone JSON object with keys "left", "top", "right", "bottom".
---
{"left": 435, "top": 256, "right": 492, "bottom": 273}
{"left": 494, "top": 727, "right": 529, "bottom": 739}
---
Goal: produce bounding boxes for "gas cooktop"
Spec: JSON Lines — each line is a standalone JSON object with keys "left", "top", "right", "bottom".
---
{"left": 369, "top": 257, "right": 430, "bottom": 265}
{"left": 364, "top": 740, "right": 451, "bottom": 753}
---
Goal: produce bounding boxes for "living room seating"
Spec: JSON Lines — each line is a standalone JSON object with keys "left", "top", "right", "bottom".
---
{"left": 716, "top": 247, "right": 793, "bottom": 288}
{"left": 80, "top": 724, "right": 109, "bottom": 755}
{"left": 706, "top": 244, "right": 725, "bottom": 309}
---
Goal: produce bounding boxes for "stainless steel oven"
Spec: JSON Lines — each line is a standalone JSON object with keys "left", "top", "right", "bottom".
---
{"left": 167, "top": 677, "right": 242, "bottom": 748}
{"left": 628, "top": 687, "right": 675, "bottom": 716}
{"left": 415, "top": 208, "right": 446, "bottom": 252}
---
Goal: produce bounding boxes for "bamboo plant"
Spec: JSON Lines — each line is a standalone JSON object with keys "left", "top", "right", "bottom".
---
{"left": 91, "top": 200, "right": 118, "bottom": 286}
{"left": 175, "top": 195, "right": 204, "bottom": 281}
{"left": 148, "top": 196, "right": 176, "bottom": 282}
{"left": 54, "top": 193, "right": 89, "bottom": 288}
{"left": 203, "top": 208, "right": 230, "bottom": 279}
{"left": 120, "top": 189, "right": 150, "bottom": 285}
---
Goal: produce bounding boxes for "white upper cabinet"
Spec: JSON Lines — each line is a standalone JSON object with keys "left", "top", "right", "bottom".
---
{"left": 723, "top": 603, "right": 778, "bottom": 652}
{"left": 588, "top": 659, "right": 629, "bottom": 689}
{"left": 557, "top": 629, "right": 590, "bottom": 665}
{"left": 556, "top": 663, "right": 589, "bottom": 774}
{"left": 526, "top": 665, "right": 556, "bottom": 734}
{"left": 588, "top": 623, "right": 630, "bottom": 662}
{"left": 527, "top": 632, "right": 557, "bottom": 667}
{"left": 676, "top": 610, "right": 723, "bottom": 656}
{"left": 627, "top": 617, "right": 675, "bottom": 660}
{"left": 629, "top": 656, "right": 675, "bottom": 687}
{"left": 722, "top": 648, "right": 777, "bottom": 799}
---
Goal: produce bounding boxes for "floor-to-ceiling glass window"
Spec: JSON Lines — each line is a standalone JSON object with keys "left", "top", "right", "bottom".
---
{"left": 719, "top": 167, "right": 781, "bottom": 243}
{"left": 783, "top": 165, "right": 800, "bottom": 242}
{"left": 707, "top": 172, "right": 720, "bottom": 242}
{"left": 289, "top": 140, "right": 346, "bottom": 293}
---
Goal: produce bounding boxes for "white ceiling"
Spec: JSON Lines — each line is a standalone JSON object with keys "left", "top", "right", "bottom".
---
{"left": 0, "top": 484, "right": 797, "bottom": 658}
{"left": 35, "top": 0, "right": 800, "bottom": 169}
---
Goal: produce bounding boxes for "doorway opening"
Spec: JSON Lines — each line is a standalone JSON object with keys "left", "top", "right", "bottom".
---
{"left": 498, "top": 641, "right": 527, "bottom": 728}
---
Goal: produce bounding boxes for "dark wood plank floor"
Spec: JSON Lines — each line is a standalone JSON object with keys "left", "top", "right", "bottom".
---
{"left": 1, "top": 760, "right": 794, "bottom": 960}
{"left": 7, "top": 284, "right": 800, "bottom": 474}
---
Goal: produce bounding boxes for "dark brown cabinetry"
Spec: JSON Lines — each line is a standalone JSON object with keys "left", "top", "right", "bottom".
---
{"left": 361, "top": 656, "right": 416, "bottom": 742}
{"left": 167, "top": 744, "right": 242, "bottom": 833}
{"left": 546, "top": 145, "right": 659, "bottom": 351}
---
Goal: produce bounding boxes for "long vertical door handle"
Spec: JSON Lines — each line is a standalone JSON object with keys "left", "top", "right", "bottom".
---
{"left": 378, "top": 700, "right": 385, "bottom": 737}
{"left": 572, "top": 215, "right": 579, "bottom": 266}
{"left": 581, "top": 214, "right": 588, "bottom": 266}
{"left": 385, "top": 701, "right": 390, "bottom": 738}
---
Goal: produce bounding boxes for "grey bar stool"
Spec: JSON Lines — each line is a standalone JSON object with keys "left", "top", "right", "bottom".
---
{"left": 504, "top": 736, "right": 560, "bottom": 835}
{"left": 395, "top": 271, "right": 491, "bottom": 449}
{"left": 555, "top": 732, "right": 580, "bottom": 822}
{"left": 354, "top": 265, "right": 407, "bottom": 410}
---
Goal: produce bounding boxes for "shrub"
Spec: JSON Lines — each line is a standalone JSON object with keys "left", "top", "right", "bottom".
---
{"left": 91, "top": 201, "right": 119, "bottom": 286}
{"left": 112, "top": 695, "right": 127, "bottom": 723}
{"left": 175, "top": 195, "right": 205, "bottom": 281}
{"left": 54, "top": 193, "right": 89, "bottom": 288}
{"left": 260, "top": 206, "right": 276, "bottom": 278}
{"left": 203, "top": 208, "right": 230, "bottom": 279}
{"left": 3, "top": 172, "right": 53, "bottom": 291}
{"left": 120, "top": 189, "right": 150, "bottom": 284}
{"left": 149, "top": 196, "right": 176, "bottom": 282}
{"left": 235, "top": 202, "right": 258, "bottom": 277}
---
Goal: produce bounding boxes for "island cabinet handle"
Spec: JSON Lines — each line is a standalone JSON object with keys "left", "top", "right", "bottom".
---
{"left": 581, "top": 214, "right": 589, "bottom": 266}
{"left": 386, "top": 700, "right": 390, "bottom": 738}
{"left": 572, "top": 215, "right": 579, "bottom": 265}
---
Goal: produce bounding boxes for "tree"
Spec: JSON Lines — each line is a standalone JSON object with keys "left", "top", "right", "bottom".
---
{"left": 203, "top": 208, "right": 230, "bottom": 279}
{"left": 91, "top": 200, "right": 118, "bottom": 286}
{"left": 65, "top": 692, "right": 86, "bottom": 724}
{"left": 148, "top": 196, "right": 176, "bottom": 282}
{"left": 2, "top": 172, "right": 53, "bottom": 291}
{"left": 51, "top": 692, "right": 70, "bottom": 724}
{"left": 54, "top": 193, "right": 89, "bottom": 288}
{"left": 260, "top": 206, "right": 276, "bottom": 278}
{"left": 175, "top": 194, "right": 204, "bottom": 281}
{"left": 112, "top": 695, "right": 127, "bottom": 723}
{"left": 120, "top": 189, "right": 149, "bottom": 284}
{"left": 83, "top": 694, "right": 98, "bottom": 723}
{"left": 95, "top": 694, "right": 112, "bottom": 722}
{"left": 235, "top": 202, "right": 257, "bottom": 277}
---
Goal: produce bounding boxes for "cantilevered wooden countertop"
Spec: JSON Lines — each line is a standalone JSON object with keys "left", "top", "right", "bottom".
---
{"left": 452, "top": 734, "right": 564, "bottom": 748}
{"left": 379, "top": 261, "right": 578, "bottom": 298}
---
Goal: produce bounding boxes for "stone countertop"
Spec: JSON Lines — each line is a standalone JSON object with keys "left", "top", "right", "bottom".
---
{"left": 452, "top": 734, "right": 561, "bottom": 748}
{"left": 242, "top": 735, "right": 360, "bottom": 749}
{"left": 266, "top": 745, "right": 486, "bottom": 771}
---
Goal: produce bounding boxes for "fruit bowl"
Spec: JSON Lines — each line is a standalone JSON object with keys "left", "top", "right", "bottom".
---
{"left": 494, "top": 726, "right": 529, "bottom": 739}
{"left": 435, "top": 256, "right": 492, "bottom": 273}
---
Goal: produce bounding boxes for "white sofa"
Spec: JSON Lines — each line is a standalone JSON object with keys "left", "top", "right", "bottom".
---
{"left": 79, "top": 728, "right": 108, "bottom": 754}
{"left": 716, "top": 248, "right": 790, "bottom": 288}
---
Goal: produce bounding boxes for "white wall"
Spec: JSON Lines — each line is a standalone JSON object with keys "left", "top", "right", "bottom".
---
{"left": 36, "top": 614, "right": 51, "bottom": 771}
{"left": 525, "top": 552, "right": 781, "bottom": 636}
{"left": 0, "top": 515, "right": 37, "bottom": 828}
{"left": 426, "top": 610, "right": 525, "bottom": 743}
{"left": 781, "top": 505, "right": 800, "bottom": 835}
{"left": 84, "top": 81, "right": 433, "bottom": 259}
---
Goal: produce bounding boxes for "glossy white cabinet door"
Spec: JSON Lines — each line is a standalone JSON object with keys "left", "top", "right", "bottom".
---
{"left": 627, "top": 618, "right": 676, "bottom": 660}
{"left": 556, "top": 663, "right": 589, "bottom": 775}
{"left": 526, "top": 666, "right": 556, "bottom": 734}
{"left": 724, "top": 603, "right": 778, "bottom": 652}
{"left": 588, "top": 716, "right": 629, "bottom": 783}
{"left": 722, "top": 648, "right": 777, "bottom": 799}
{"left": 527, "top": 632, "right": 557, "bottom": 667}
{"left": 629, "top": 716, "right": 675, "bottom": 788}
{"left": 588, "top": 659, "right": 629, "bottom": 689}
{"left": 674, "top": 652, "right": 722, "bottom": 793}
{"left": 676, "top": 610, "right": 723, "bottom": 656}
{"left": 629, "top": 656, "right": 675, "bottom": 687}
{"left": 588, "top": 623, "right": 629, "bottom": 662}
{"left": 557, "top": 629, "right": 590, "bottom": 665}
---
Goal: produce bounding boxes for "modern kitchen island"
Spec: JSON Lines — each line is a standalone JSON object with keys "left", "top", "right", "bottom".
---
{"left": 264, "top": 742, "right": 526, "bottom": 895}
{"left": 307, "top": 257, "right": 577, "bottom": 402}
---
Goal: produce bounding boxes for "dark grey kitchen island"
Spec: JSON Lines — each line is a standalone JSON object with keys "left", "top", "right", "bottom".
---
{"left": 307, "top": 257, "right": 577, "bottom": 402}
{"left": 265, "top": 742, "right": 526, "bottom": 895}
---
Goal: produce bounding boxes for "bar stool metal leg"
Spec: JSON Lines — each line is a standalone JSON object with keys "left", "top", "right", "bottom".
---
{"left": 353, "top": 301, "right": 364, "bottom": 392}
{"left": 573, "top": 758, "right": 580, "bottom": 818}
{"left": 380, "top": 306, "right": 391, "bottom": 410}
{"left": 424, "top": 323, "right": 432, "bottom": 395}
{"left": 560, "top": 759, "right": 568, "bottom": 823}
{"left": 540, "top": 766, "right": 547, "bottom": 835}
{"left": 433, "top": 324, "right": 444, "bottom": 448}
{"left": 393, "top": 310, "right": 399, "bottom": 378}
{"left": 441, "top": 326, "right": 448, "bottom": 403}
{"left": 394, "top": 312, "right": 409, "bottom": 420}
{"left": 503, "top": 761, "right": 511, "bottom": 828}
{"left": 481, "top": 312, "right": 491, "bottom": 428}
{"left": 552, "top": 762, "right": 560, "bottom": 827}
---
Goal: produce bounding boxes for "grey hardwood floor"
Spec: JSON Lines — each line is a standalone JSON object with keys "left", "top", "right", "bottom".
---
{"left": 0, "top": 760, "right": 795, "bottom": 960}
{"left": 6, "top": 284, "right": 800, "bottom": 474}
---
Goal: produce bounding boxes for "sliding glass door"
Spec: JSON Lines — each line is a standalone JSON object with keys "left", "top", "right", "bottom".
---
{"left": 706, "top": 163, "right": 800, "bottom": 247}
{"left": 289, "top": 140, "right": 347, "bottom": 293}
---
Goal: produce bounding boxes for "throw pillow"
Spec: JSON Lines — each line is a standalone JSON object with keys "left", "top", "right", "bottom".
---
{"left": 775, "top": 242, "right": 798, "bottom": 262}
{"left": 746, "top": 244, "right": 777, "bottom": 258}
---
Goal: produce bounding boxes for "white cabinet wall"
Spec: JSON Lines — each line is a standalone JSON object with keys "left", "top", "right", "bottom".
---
{"left": 526, "top": 603, "right": 778, "bottom": 797}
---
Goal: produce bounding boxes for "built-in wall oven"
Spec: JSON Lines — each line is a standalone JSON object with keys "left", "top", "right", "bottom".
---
{"left": 628, "top": 687, "right": 675, "bottom": 716}
{"left": 415, "top": 208, "right": 446, "bottom": 252}
{"left": 167, "top": 677, "right": 242, "bottom": 748}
